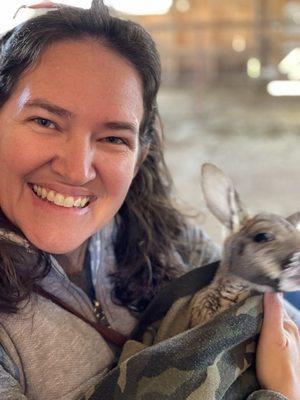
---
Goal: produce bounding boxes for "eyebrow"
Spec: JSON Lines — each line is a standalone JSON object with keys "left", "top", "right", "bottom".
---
{"left": 23, "top": 98, "right": 139, "bottom": 135}
{"left": 104, "top": 121, "right": 138, "bottom": 135}
{"left": 24, "top": 98, "right": 73, "bottom": 119}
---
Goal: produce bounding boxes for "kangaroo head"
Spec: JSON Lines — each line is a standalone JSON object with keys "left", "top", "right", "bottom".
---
{"left": 201, "top": 163, "right": 300, "bottom": 292}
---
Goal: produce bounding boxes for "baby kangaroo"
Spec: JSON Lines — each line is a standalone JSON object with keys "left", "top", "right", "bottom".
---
{"left": 190, "top": 163, "right": 300, "bottom": 328}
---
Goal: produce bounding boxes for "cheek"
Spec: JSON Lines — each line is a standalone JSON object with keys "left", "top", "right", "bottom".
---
{"left": 0, "top": 123, "right": 53, "bottom": 181}
{"left": 0, "top": 132, "right": 23, "bottom": 180}
{"left": 98, "top": 155, "right": 137, "bottom": 197}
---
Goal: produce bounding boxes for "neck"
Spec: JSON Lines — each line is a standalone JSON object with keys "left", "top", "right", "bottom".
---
{"left": 55, "top": 241, "right": 88, "bottom": 277}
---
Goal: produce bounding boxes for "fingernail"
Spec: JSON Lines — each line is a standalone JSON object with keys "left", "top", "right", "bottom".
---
{"left": 276, "top": 292, "right": 283, "bottom": 302}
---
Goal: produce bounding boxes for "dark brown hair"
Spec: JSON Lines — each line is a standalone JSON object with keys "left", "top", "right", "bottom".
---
{"left": 0, "top": 0, "right": 191, "bottom": 313}
{"left": 0, "top": 213, "right": 51, "bottom": 313}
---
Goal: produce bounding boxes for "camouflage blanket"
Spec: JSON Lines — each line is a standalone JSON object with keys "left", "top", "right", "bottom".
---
{"left": 85, "top": 298, "right": 271, "bottom": 398}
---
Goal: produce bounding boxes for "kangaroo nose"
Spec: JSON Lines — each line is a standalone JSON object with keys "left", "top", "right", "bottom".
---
{"left": 51, "top": 136, "right": 96, "bottom": 185}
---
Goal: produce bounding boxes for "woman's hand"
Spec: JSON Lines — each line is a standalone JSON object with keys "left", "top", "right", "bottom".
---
{"left": 256, "top": 292, "right": 300, "bottom": 400}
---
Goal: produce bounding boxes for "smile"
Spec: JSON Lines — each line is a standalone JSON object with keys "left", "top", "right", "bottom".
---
{"left": 30, "top": 184, "right": 92, "bottom": 209}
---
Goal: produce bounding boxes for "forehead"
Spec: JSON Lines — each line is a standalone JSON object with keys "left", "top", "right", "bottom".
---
{"left": 7, "top": 39, "right": 144, "bottom": 122}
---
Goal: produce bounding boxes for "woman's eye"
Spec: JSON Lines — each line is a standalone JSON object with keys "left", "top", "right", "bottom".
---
{"left": 34, "top": 118, "right": 56, "bottom": 129}
{"left": 105, "top": 136, "right": 126, "bottom": 145}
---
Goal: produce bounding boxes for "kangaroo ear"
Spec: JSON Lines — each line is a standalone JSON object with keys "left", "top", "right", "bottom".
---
{"left": 201, "top": 163, "right": 249, "bottom": 232}
{"left": 287, "top": 212, "right": 300, "bottom": 230}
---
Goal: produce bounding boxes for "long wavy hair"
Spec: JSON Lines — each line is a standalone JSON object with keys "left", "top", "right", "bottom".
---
{"left": 0, "top": 0, "right": 193, "bottom": 313}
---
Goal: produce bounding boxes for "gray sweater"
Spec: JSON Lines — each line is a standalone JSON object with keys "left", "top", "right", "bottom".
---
{"left": 0, "top": 223, "right": 219, "bottom": 399}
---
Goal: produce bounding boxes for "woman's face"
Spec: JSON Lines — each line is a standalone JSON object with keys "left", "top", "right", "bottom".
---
{"left": 0, "top": 39, "right": 144, "bottom": 253}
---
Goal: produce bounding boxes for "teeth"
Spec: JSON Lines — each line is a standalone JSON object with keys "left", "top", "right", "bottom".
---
{"left": 32, "top": 184, "right": 90, "bottom": 209}
{"left": 54, "top": 193, "right": 65, "bottom": 206}
{"left": 80, "top": 198, "right": 89, "bottom": 207}
{"left": 47, "top": 190, "right": 55, "bottom": 202}
{"left": 73, "top": 198, "right": 82, "bottom": 207}
{"left": 41, "top": 188, "right": 47, "bottom": 199}
{"left": 63, "top": 197, "right": 75, "bottom": 208}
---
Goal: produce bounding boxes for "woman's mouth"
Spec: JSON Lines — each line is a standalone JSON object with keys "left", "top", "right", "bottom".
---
{"left": 29, "top": 183, "right": 93, "bottom": 209}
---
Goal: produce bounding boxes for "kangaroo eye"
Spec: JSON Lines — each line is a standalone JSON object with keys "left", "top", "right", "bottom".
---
{"left": 253, "top": 232, "right": 275, "bottom": 243}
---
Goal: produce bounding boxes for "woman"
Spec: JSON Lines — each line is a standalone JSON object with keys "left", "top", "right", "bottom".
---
{"left": 0, "top": 1, "right": 298, "bottom": 399}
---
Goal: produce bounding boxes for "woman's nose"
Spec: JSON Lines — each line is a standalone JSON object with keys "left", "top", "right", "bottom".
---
{"left": 51, "top": 136, "right": 96, "bottom": 185}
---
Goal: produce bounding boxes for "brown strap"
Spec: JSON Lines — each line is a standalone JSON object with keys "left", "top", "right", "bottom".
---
{"left": 35, "top": 286, "right": 128, "bottom": 347}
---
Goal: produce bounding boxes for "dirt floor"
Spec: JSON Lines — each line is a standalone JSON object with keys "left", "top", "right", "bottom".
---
{"left": 159, "top": 82, "right": 300, "bottom": 244}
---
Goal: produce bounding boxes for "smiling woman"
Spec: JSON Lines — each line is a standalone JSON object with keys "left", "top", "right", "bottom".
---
{"left": 0, "top": 39, "right": 144, "bottom": 254}
{"left": 0, "top": 1, "right": 220, "bottom": 398}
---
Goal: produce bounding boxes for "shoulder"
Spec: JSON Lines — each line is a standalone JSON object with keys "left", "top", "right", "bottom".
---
{"left": 181, "top": 224, "right": 221, "bottom": 269}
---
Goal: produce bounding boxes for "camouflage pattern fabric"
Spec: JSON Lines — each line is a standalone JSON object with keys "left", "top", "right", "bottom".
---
{"left": 84, "top": 294, "right": 276, "bottom": 400}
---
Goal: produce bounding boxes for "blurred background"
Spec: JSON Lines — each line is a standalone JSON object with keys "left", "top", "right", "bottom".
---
{"left": 1, "top": 0, "right": 300, "bottom": 244}
{"left": 123, "top": 0, "right": 300, "bottom": 245}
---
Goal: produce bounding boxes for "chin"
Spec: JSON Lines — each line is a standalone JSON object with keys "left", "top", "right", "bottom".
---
{"left": 24, "top": 231, "right": 88, "bottom": 255}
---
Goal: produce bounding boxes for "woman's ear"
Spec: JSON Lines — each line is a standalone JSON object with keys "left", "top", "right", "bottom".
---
{"left": 134, "top": 145, "right": 149, "bottom": 176}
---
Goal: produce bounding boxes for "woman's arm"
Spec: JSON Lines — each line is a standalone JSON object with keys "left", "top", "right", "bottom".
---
{"left": 256, "top": 293, "right": 300, "bottom": 400}
{"left": 0, "top": 345, "right": 27, "bottom": 399}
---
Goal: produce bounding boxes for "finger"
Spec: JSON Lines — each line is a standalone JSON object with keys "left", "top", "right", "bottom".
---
{"left": 283, "top": 318, "right": 300, "bottom": 339}
{"left": 263, "top": 293, "right": 284, "bottom": 326}
{"left": 282, "top": 302, "right": 300, "bottom": 335}
{"left": 283, "top": 306, "right": 289, "bottom": 319}
{"left": 266, "top": 294, "right": 299, "bottom": 340}
{"left": 13, "top": 3, "right": 59, "bottom": 19}
{"left": 28, "top": 2, "right": 59, "bottom": 9}
{"left": 262, "top": 293, "right": 286, "bottom": 345}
